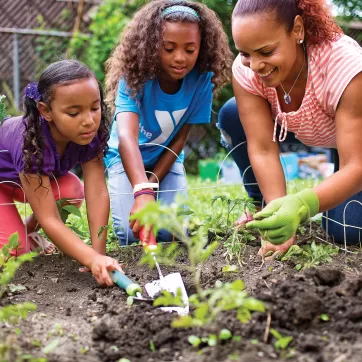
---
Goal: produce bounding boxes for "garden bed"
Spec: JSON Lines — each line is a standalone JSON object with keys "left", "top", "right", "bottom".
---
{"left": 2, "top": 228, "right": 362, "bottom": 362}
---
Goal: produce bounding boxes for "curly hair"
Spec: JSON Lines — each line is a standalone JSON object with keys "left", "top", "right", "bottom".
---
{"left": 22, "top": 59, "right": 110, "bottom": 177}
{"left": 232, "top": 0, "right": 343, "bottom": 46}
{"left": 105, "top": 0, "right": 233, "bottom": 110}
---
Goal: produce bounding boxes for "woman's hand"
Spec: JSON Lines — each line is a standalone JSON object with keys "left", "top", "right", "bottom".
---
{"left": 89, "top": 255, "right": 124, "bottom": 286}
{"left": 129, "top": 194, "right": 155, "bottom": 239}
{"left": 246, "top": 189, "right": 319, "bottom": 244}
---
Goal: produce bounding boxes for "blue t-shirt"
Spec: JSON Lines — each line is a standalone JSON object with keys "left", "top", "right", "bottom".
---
{"left": 105, "top": 68, "right": 213, "bottom": 169}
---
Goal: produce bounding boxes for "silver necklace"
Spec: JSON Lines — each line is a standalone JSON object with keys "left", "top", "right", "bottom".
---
{"left": 280, "top": 52, "right": 306, "bottom": 105}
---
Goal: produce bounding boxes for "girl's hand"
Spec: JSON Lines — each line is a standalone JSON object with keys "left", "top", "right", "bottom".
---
{"left": 129, "top": 194, "right": 155, "bottom": 238}
{"left": 90, "top": 255, "right": 124, "bottom": 286}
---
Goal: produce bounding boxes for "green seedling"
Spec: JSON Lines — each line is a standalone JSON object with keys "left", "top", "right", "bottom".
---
{"left": 280, "top": 241, "right": 338, "bottom": 270}
{"left": 188, "top": 329, "right": 232, "bottom": 349}
{"left": 320, "top": 314, "right": 330, "bottom": 321}
{"left": 153, "top": 288, "right": 185, "bottom": 307}
{"left": 270, "top": 328, "right": 293, "bottom": 357}
{"left": 80, "top": 346, "right": 89, "bottom": 354}
{"left": 149, "top": 340, "right": 156, "bottom": 352}
{"left": 172, "top": 280, "right": 265, "bottom": 328}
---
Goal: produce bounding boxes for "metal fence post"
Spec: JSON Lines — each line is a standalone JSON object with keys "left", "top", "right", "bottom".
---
{"left": 12, "top": 32, "right": 20, "bottom": 110}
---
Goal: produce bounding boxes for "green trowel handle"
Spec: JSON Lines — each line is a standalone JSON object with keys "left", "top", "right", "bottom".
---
{"left": 111, "top": 271, "right": 142, "bottom": 296}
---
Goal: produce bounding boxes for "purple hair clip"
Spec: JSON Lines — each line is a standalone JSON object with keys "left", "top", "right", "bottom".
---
{"left": 25, "top": 82, "right": 41, "bottom": 102}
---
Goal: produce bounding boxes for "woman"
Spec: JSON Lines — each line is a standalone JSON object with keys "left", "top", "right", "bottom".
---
{"left": 218, "top": 0, "right": 362, "bottom": 257}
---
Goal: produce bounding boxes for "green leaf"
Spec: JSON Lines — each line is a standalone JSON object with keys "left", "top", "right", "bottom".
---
{"left": 149, "top": 340, "right": 156, "bottom": 352}
{"left": 275, "top": 336, "right": 293, "bottom": 350}
{"left": 207, "top": 334, "right": 217, "bottom": 346}
{"left": 222, "top": 265, "right": 239, "bottom": 273}
{"left": 270, "top": 328, "right": 283, "bottom": 340}
{"left": 172, "top": 315, "right": 193, "bottom": 328}
{"left": 219, "top": 329, "right": 232, "bottom": 340}
{"left": 194, "top": 303, "right": 209, "bottom": 321}
{"left": 320, "top": 314, "right": 330, "bottom": 321}
{"left": 62, "top": 205, "right": 81, "bottom": 218}
{"left": 243, "top": 297, "right": 265, "bottom": 312}
{"left": 188, "top": 335, "right": 201, "bottom": 347}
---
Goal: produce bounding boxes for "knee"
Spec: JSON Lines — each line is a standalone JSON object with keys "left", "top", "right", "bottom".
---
{"left": 217, "top": 97, "right": 245, "bottom": 149}
{"left": 218, "top": 97, "right": 240, "bottom": 133}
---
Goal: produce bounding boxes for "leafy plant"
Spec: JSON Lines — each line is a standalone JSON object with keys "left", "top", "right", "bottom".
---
{"left": 0, "top": 233, "right": 39, "bottom": 361}
{"left": 172, "top": 279, "right": 265, "bottom": 328}
{"left": 210, "top": 196, "right": 255, "bottom": 235}
{"left": 280, "top": 241, "right": 339, "bottom": 270}
{"left": 270, "top": 328, "right": 293, "bottom": 357}
{"left": 188, "top": 328, "right": 232, "bottom": 349}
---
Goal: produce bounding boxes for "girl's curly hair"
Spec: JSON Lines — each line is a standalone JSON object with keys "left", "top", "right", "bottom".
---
{"left": 105, "top": 0, "right": 233, "bottom": 110}
{"left": 233, "top": 0, "right": 343, "bottom": 46}
{"left": 23, "top": 59, "right": 110, "bottom": 177}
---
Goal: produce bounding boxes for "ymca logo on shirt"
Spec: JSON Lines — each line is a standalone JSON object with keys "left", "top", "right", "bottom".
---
{"left": 139, "top": 108, "right": 187, "bottom": 144}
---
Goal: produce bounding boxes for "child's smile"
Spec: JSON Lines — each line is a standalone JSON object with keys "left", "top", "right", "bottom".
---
{"left": 158, "top": 21, "right": 201, "bottom": 93}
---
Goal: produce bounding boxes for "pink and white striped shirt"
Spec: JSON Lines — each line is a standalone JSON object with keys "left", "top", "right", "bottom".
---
{"left": 232, "top": 35, "right": 362, "bottom": 148}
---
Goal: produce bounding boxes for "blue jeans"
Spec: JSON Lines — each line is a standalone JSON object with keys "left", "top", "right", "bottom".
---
{"left": 108, "top": 161, "right": 187, "bottom": 246}
{"left": 218, "top": 97, "right": 362, "bottom": 245}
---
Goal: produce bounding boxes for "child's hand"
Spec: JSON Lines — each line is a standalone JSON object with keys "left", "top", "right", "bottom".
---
{"left": 129, "top": 194, "right": 155, "bottom": 237}
{"left": 90, "top": 255, "right": 124, "bottom": 286}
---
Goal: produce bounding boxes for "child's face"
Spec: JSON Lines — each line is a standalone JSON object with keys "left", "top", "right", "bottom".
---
{"left": 232, "top": 12, "right": 301, "bottom": 88}
{"left": 159, "top": 21, "right": 201, "bottom": 83}
{"left": 42, "top": 78, "right": 101, "bottom": 146}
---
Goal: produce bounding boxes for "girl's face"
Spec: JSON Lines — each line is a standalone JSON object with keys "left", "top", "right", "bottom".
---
{"left": 232, "top": 12, "right": 303, "bottom": 88}
{"left": 40, "top": 77, "right": 101, "bottom": 146}
{"left": 159, "top": 21, "right": 201, "bottom": 86}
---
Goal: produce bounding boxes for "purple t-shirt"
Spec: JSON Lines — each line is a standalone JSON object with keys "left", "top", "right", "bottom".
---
{"left": 0, "top": 116, "right": 102, "bottom": 186}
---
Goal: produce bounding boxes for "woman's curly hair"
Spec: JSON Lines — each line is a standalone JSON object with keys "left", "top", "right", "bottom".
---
{"left": 105, "top": 0, "right": 233, "bottom": 111}
{"left": 233, "top": 0, "right": 343, "bottom": 46}
{"left": 23, "top": 59, "right": 110, "bottom": 177}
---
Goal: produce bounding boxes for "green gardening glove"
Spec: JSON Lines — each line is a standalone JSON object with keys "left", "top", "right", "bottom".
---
{"left": 246, "top": 189, "right": 319, "bottom": 245}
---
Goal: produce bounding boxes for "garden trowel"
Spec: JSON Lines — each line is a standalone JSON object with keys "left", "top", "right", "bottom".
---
{"left": 139, "top": 228, "right": 189, "bottom": 316}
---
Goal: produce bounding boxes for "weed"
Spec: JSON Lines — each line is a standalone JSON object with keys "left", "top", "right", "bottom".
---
{"left": 188, "top": 329, "right": 232, "bottom": 349}
{"left": 0, "top": 233, "right": 38, "bottom": 361}
{"left": 270, "top": 328, "right": 293, "bottom": 357}
{"left": 280, "top": 241, "right": 338, "bottom": 270}
{"left": 149, "top": 340, "right": 156, "bottom": 352}
{"left": 172, "top": 280, "right": 265, "bottom": 328}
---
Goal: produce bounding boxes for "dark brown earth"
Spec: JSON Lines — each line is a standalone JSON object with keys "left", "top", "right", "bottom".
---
{"left": 1, "top": 229, "right": 362, "bottom": 362}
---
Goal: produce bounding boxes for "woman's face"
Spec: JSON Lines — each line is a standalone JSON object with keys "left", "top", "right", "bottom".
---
{"left": 232, "top": 12, "right": 301, "bottom": 88}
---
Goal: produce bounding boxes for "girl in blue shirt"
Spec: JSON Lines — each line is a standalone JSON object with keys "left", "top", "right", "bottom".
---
{"left": 104, "top": 0, "right": 233, "bottom": 245}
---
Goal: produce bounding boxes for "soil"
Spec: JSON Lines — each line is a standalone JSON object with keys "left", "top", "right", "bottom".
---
{"left": 1, "top": 226, "right": 362, "bottom": 362}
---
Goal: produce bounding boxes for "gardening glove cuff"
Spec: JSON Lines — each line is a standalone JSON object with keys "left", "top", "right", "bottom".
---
{"left": 295, "top": 189, "right": 320, "bottom": 223}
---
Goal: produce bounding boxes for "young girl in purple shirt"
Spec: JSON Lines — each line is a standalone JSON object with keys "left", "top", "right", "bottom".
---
{"left": 0, "top": 59, "right": 123, "bottom": 286}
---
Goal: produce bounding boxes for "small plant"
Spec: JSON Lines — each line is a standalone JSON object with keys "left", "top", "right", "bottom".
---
{"left": 188, "top": 329, "right": 232, "bottom": 349}
{"left": 172, "top": 280, "right": 265, "bottom": 328}
{"left": 0, "top": 233, "right": 39, "bottom": 361}
{"left": 280, "top": 241, "right": 338, "bottom": 270}
{"left": 209, "top": 196, "right": 256, "bottom": 235}
{"left": 270, "top": 328, "right": 293, "bottom": 357}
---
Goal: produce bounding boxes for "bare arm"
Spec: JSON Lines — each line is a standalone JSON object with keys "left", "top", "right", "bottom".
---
{"left": 82, "top": 154, "right": 109, "bottom": 255}
{"left": 148, "top": 124, "right": 191, "bottom": 184}
{"left": 117, "top": 112, "right": 148, "bottom": 187}
{"left": 233, "top": 75, "right": 286, "bottom": 203}
{"left": 20, "top": 173, "right": 99, "bottom": 267}
{"left": 314, "top": 72, "right": 362, "bottom": 211}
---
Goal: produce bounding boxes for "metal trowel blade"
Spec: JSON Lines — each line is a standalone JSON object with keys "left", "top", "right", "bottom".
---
{"left": 145, "top": 272, "right": 189, "bottom": 316}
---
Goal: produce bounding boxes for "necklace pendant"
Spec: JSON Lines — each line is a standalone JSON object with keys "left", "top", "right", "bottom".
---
{"left": 284, "top": 94, "right": 291, "bottom": 105}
